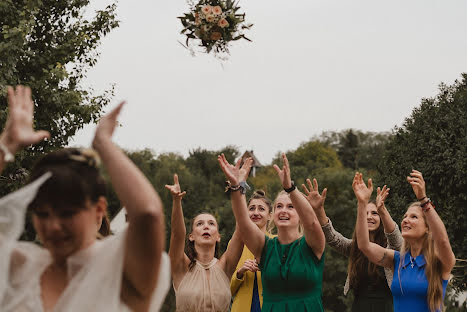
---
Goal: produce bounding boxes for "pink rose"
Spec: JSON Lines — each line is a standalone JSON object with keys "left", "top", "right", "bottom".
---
{"left": 218, "top": 18, "right": 229, "bottom": 28}
{"left": 212, "top": 6, "right": 222, "bottom": 15}
{"left": 210, "top": 31, "right": 222, "bottom": 41}
{"left": 206, "top": 15, "right": 215, "bottom": 23}
{"left": 201, "top": 5, "right": 212, "bottom": 15}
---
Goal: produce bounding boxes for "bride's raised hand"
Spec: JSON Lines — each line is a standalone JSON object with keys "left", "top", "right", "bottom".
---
{"left": 165, "top": 174, "right": 186, "bottom": 200}
{"left": 1, "top": 86, "right": 50, "bottom": 154}
{"left": 273, "top": 153, "right": 292, "bottom": 189}
{"left": 92, "top": 101, "right": 125, "bottom": 148}
{"left": 352, "top": 172, "right": 373, "bottom": 203}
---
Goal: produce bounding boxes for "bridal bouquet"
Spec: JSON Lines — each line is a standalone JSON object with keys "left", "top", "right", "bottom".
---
{"left": 178, "top": 0, "right": 252, "bottom": 57}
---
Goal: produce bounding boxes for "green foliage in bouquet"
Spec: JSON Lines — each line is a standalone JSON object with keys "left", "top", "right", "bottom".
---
{"left": 178, "top": 0, "right": 253, "bottom": 57}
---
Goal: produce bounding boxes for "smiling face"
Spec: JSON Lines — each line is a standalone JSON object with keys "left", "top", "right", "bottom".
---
{"left": 273, "top": 193, "right": 300, "bottom": 230}
{"left": 248, "top": 198, "right": 271, "bottom": 231}
{"left": 401, "top": 204, "right": 428, "bottom": 240}
{"left": 366, "top": 202, "right": 381, "bottom": 232}
{"left": 189, "top": 213, "right": 221, "bottom": 247}
{"left": 32, "top": 198, "right": 105, "bottom": 262}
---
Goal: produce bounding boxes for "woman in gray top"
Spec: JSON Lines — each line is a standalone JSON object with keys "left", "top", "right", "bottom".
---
{"left": 302, "top": 178, "right": 403, "bottom": 312}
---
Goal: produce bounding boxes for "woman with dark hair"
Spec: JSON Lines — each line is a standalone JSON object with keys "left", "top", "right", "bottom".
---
{"left": 0, "top": 86, "right": 170, "bottom": 311}
{"left": 230, "top": 189, "right": 274, "bottom": 312}
{"left": 165, "top": 172, "right": 245, "bottom": 312}
{"left": 353, "top": 171, "right": 455, "bottom": 312}
{"left": 303, "top": 178, "right": 402, "bottom": 311}
{"left": 219, "top": 153, "right": 326, "bottom": 311}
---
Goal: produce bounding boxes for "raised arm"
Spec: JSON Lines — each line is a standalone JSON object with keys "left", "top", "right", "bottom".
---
{"left": 219, "top": 226, "right": 244, "bottom": 279}
{"left": 303, "top": 178, "right": 352, "bottom": 256}
{"left": 165, "top": 174, "right": 189, "bottom": 278}
{"left": 376, "top": 185, "right": 395, "bottom": 233}
{"left": 376, "top": 185, "right": 403, "bottom": 250}
{"left": 92, "top": 102, "right": 165, "bottom": 308}
{"left": 218, "top": 154, "right": 265, "bottom": 260}
{"left": 274, "top": 153, "right": 325, "bottom": 259}
{"left": 353, "top": 172, "right": 394, "bottom": 268}
{"left": 0, "top": 86, "right": 49, "bottom": 173}
{"left": 407, "top": 170, "right": 455, "bottom": 278}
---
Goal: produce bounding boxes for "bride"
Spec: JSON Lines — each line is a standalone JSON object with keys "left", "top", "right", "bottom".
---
{"left": 0, "top": 86, "right": 170, "bottom": 311}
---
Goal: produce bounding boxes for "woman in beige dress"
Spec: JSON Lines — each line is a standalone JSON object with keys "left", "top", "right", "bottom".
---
{"left": 165, "top": 168, "right": 247, "bottom": 312}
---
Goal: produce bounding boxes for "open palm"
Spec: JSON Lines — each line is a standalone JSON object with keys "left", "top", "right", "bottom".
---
{"left": 352, "top": 172, "right": 373, "bottom": 203}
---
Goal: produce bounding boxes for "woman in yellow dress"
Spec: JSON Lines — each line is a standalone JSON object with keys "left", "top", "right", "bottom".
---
{"left": 231, "top": 190, "right": 273, "bottom": 312}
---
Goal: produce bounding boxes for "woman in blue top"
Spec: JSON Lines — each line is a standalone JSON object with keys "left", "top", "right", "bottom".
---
{"left": 352, "top": 171, "right": 455, "bottom": 312}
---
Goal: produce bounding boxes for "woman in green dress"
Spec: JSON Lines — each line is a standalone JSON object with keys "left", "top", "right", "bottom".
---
{"left": 218, "top": 153, "right": 326, "bottom": 311}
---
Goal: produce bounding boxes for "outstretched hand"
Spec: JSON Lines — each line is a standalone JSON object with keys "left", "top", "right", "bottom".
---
{"left": 273, "top": 153, "right": 292, "bottom": 189}
{"left": 352, "top": 172, "right": 373, "bottom": 203}
{"left": 407, "top": 169, "right": 426, "bottom": 200}
{"left": 92, "top": 101, "right": 125, "bottom": 149}
{"left": 0, "top": 86, "right": 50, "bottom": 154}
{"left": 165, "top": 174, "right": 186, "bottom": 200}
{"left": 376, "top": 185, "right": 390, "bottom": 211}
{"left": 218, "top": 154, "right": 253, "bottom": 185}
{"left": 302, "top": 178, "right": 327, "bottom": 210}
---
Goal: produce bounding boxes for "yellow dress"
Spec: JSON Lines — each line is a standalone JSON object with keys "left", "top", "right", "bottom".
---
{"left": 230, "top": 233, "right": 274, "bottom": 312}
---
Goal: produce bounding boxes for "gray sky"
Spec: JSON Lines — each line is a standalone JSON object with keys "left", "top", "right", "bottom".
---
{"left": 72, "top": 0, "right": 467, "bottom": 164}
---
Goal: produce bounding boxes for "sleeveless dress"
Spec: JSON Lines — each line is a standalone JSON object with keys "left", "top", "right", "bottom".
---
{"left": 175, "top": 258, "right": 231, "bottom": 312}
{"left": 391, "top": 251, "right": 448, "bottom": 312}
{"left": 351, "top": 264, "right": 393, "bottom": 312}
{"left": 259, "top": 235, "right": 325, "bottom": 312}
{"left": 0, "top": 173, "right": 171, "bottom": 312}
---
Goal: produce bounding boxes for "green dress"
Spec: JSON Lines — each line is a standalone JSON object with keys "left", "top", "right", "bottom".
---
{"left": 259, "top": 235, "right": 325, "bottom": 312}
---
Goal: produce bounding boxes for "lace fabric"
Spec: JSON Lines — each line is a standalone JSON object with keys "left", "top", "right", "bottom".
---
{"left": 0, "top": 173, "right": 170, "bottom": 311}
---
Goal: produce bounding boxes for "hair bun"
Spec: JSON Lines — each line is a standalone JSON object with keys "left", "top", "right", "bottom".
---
{"left": 254, "top": 190, "right": 266, "bottom": 196}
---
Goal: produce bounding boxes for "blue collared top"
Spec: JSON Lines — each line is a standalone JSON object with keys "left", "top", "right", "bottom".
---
{"left": 391, "top": 251, "right": 448, "bottom": 312}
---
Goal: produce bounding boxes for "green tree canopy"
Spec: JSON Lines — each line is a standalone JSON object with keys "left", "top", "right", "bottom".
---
{"left": 0, "top": 0, "right": 119, "bottom": 190}
{"left": 379, "top": 73, "right": 467, "bottom": 290}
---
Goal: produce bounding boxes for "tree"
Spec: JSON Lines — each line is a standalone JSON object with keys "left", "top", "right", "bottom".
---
{"left": 319, "top": 129, "right": 392, "bottom": 172}
{"left": 0, "top": 0, "right": 119, "bottom": 191}
{"left": 379, "top": 73, "right": 467, "bottom": 290}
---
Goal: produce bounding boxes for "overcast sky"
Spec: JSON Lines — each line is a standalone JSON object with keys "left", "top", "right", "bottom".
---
{"left": 72, "top": 0, "right": 467, "bottom": 164}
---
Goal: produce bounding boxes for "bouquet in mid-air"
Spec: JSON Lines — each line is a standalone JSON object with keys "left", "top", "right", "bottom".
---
{"left": 178, "top": 0, "right": 253, "bottom": 58}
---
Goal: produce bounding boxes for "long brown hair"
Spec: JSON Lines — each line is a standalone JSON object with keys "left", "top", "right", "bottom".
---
{"left": 348, "top": 201, "right": 387, "bottom": 290}
{"left": 398, "top": 202, "right": 444, "bottom": 312}
{"left": 186, "top": 212, "right": 220, "bottom": 271}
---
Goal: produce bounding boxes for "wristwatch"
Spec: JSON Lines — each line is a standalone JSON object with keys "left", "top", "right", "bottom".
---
{"left": 284, "top": 180, "right": 296, "bottom": 193}
{"left": 238, "top": 181, "right": 251, "bottom": 194}
{"left": 225, "top": 180, "right": 251, "bottom": 195}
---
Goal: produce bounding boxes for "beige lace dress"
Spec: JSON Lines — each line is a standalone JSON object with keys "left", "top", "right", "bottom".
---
{"left": 175, "top": 258, "right": 231, "bottom": 312}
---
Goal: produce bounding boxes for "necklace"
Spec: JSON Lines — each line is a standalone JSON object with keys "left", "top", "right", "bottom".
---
{"left": 410, "top": 256, "right": 415, "bottom": 268}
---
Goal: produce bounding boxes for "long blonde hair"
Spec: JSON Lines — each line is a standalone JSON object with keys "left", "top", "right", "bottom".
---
{"left": 267, "top": 190, "right": 304, "bottom": 235}
{"left": 398, "top": 202, "right": 444, "bottom": 312}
